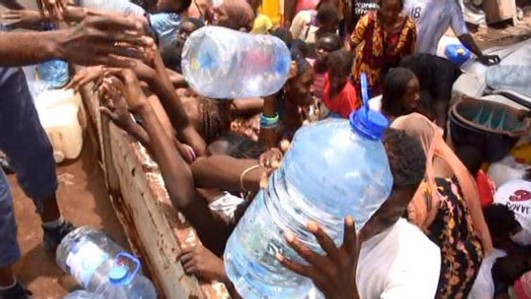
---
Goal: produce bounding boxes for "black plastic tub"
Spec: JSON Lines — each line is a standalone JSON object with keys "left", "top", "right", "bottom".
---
{"left": 449, "top": 97, "right": 531, "bottom": 163}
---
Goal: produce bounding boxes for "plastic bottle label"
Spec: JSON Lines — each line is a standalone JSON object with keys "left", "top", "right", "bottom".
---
{"left": 66, "top": 242, "right": 109, "bottom": 287}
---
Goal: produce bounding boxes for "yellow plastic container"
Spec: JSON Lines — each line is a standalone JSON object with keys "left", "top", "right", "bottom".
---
{"left": 259, "top": 0, "right": 283, "bottom": 26}
{"left": 511, "top": 142, "right": 531, "bottom": 165}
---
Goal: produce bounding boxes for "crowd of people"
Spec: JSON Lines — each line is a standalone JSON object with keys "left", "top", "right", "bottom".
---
{"left": 0, "top": 0, "right": 529, "bottom": 298}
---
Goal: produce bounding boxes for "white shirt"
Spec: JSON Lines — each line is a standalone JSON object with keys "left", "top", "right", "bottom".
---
{"left": 290, "top": 10, "right": 319, "bottom": 44}
{"left": 404, "top": 0, "right": 469, "bottom": 54}
{"left": 494, "top": 179, "right": 531, "bottom": 246}
{"left": 469, "top": 249, "right": 507, "bottom": 299}
{"left": 356, "top": 218, "right": 441, "bottom": 299}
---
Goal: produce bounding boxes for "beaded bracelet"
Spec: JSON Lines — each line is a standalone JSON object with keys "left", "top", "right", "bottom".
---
{"left": 260, "top": 113, "right": 279, "bottom": 129}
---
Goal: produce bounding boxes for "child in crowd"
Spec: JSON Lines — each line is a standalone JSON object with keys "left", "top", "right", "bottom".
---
{"left": 321, "top": 49, "right": 360, "bottom": 118}
{"left": 162, "top": 17, "right": 204, "bottom": 73}
{"left": 312, "top": 33, "right": 342, "bottom": 101}
{"left": 290, "top": 3, "right": 339, "bottom": 44}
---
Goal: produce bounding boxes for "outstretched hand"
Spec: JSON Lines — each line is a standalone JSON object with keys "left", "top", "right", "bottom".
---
{"left": 58, "top": 14, "right": 152, "bottom": 67}
{"left": 278, "top": 217, "right": 361, "bottom": 299}
{"left": 98, "top": 74, "right": 138, "bottom": 133}
{"left": 478, "top": 54, "right": 501, "bottom": 66}
{"left": 66, "top": 65, "right": 105, "bottom": 92}
{"left": 179, "top": 244, "right": 227, "bottom": 282}
{"left": 36, "top": 0, "right": 67, "bottom": 20}
{"left": 0, "top": 9, "right": 42, "bottom": 29}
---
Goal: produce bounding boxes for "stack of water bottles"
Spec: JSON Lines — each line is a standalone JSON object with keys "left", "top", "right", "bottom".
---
{"left": 57, "top": 227, "right": 157, "bottom": 299}
{"left": 223, "top": 74, "right": 394, "bottom": 298}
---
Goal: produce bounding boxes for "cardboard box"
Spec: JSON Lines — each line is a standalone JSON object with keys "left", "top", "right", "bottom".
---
{"left": 482, "top": 0, "right": 517, "bottom": 24}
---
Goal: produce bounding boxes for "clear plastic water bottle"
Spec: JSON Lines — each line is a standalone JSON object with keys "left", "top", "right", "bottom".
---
{"left": 223, "top": 102, "right": 394, "bottom": 297}
{"left": 181, "top": 26, "right": 291, "bottom": 99}
{"left": 36, "top": 60, "right": 70, "bottom": 89}
{"left": 56, "top": 227, "right": 157, "bottom": 299}
{"left": 486, "top": 65, "right": 531, "bottom": 96}
{"left": 64, "top": 290, "right": 103, "bottom": 299}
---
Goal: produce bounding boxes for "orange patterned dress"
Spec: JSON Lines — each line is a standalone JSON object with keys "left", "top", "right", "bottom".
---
{"left": 349, "top": 12, "right": 417, "bottom": 96}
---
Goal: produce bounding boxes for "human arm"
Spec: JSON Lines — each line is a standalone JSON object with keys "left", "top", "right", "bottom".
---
{"left": 449, "top": 3, "right": 499, "bottom": 66}
{"left": 259, "top": 94, "right": 280, "bottom": 148}
{"left": 458, "top": 34, "right": 500, "bottom": 66}
{"left": 231, "top": 98, "right": 264, "bottom": 117}
{"left": 111, "top": 69, "right": 230, "bottom": 255}
{"left": 278, "top": 217, "right": 361, "bottom": 299}
{"left": 0, "top": 13, "right": 147, "bottom": 67}
{"left": 0, "top": 9, "right": 44, "bottom": 30}
{"left": 191, "top": 156, "right": 264, "bottom": 192}
{"left": 141, "top": 45, "right": 208, "bottom": 156}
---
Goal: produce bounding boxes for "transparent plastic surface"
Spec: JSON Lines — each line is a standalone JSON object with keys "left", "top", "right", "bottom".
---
{"left": 224, "top": 118, "right": 393, "bottom": 298}
{"left": 182, "top": 26, "right": 291, "bottom": 99}
{"left": 56, "top": 227, "right": 156, "bottom": 299}
{"left": 63, "top": 290, "right": 103, "bottom": 299}
{"left": 486, "top": 65, "right": 531, "bottom": 96}
{"left": 36, "top": 60, "right": 70, "bottom": 89}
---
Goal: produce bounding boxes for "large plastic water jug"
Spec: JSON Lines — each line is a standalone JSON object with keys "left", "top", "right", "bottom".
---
{"left": 34, "top": 89, "right": 84, "bottom": 162}
{"left": 182, "top": 26, "right": 291, "bottom": 99}
{"left": 36, "top": 60, "right": 70, "bottom": 89}
{"left": 486, "top": 65, "right": 531, "bottom": 96}
{"left": 64, "top": 290, "right": 103, "bottom": 299}
{"left": 56, "top": 227, "right": 157, "bottom": 299}
{"left": 223, "top": 75, "right": 394, "bottom": 298}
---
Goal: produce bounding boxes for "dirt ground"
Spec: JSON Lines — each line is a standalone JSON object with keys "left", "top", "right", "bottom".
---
{"left": 9, "top": 140, "right": 128, "bottom": 299}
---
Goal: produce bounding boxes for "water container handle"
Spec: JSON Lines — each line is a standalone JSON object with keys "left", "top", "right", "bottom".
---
{"left": 115, "top": 252, "right": 141, "bottom": 285}
{"left": 360, "top": 72, "right": 370, "bottom": 111}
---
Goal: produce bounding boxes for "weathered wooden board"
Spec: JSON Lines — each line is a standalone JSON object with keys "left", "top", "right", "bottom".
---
{"left": 80, "top": 84, "right": 229, "bottom": 299}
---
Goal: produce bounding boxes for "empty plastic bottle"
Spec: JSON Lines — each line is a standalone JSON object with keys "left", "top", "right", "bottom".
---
{"left": 486, "top": 65, "right": 531, "bottom": 96}
{"left": 63, "top": 290, "right": 103, "bottom": 299}
{"left": 181, "top": 26, "right": 291, "bottom": 99}
{"left": 36, "top": 60, "right": 70, "bottom": 89}
{"left": 56, "top": 227, "right": 157, "bottom": 299}
{"left": 223, "top": 99, "right": 394, "bottom": 297}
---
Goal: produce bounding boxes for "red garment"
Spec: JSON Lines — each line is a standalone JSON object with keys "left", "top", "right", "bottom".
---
{"left": 313, "top": 72, "right": 327, "bottom": 101}
{"left": 323, "top": 77, "right": 361, "bottom": 118}
{"left": 476, "top": 170, "right": 496, "bottom": 208}
{"left": 296, "top": 0, "right": 320, "bottom": 14}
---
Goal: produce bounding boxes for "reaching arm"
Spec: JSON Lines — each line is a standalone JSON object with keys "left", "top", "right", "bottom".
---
{"left": 0, "top": 13, "right": 147, "bottom": 67}
{"left": 191, "top": 156, "right": 263, "bottom": 192}
{"left": 111, "top": 70, "right": 230, "bottom": 255}
{"left": 142, "top": 48, "right": 207, "bottom": 156}
{"left": 458, "top": 34, "right": 500, "bottom": 66}
{"left": 260, "top": 95, "right": 280, "bottom": 148}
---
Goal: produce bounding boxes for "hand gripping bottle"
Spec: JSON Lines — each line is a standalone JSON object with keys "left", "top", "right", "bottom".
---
{"left": 224, "top": 74, "right": 394, "bottom": 298}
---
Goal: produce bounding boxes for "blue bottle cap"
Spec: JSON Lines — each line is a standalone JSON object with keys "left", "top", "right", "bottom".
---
{"left": 350, "top": 72, "right": 389, "bottom": 140}
{"left": 349, "top": 107, "right": 389, "bottom": 140}
{"left": 109, "top": 262, "right": 129, "bottom": 285}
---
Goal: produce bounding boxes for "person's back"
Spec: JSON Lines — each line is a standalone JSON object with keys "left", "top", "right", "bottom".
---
{"left": 403, "top": 0, "right": 468, "bottom": 54}
{"left": 357, "top": 218, "right": 440, "bottom": 299}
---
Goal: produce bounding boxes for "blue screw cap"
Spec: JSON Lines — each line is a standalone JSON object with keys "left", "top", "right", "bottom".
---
{"left": 349, "top": 72, "right": 389, "bottom": 140}
{"left": 109, "top": 261, "right": 129, "bottom": 285}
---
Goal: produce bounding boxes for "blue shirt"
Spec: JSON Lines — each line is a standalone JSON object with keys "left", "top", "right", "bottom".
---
{"left": 148, "top": 13, "right": 182, "bottom": 48}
